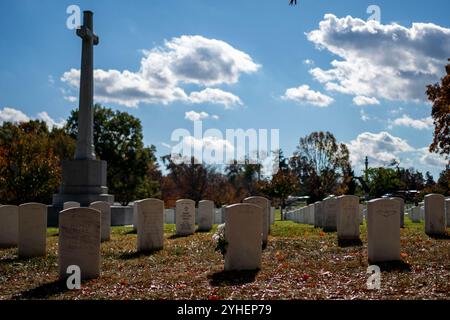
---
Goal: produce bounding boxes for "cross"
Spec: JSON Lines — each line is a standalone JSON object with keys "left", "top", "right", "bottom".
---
{"left": 74, "top": 11, "right": 99, "bottom": 161}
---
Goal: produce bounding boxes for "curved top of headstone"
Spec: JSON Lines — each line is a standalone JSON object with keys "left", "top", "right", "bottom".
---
{"left": 425, "top": 193, "right": 445, "bottom": 200}
{"left": 135, "top": 198, "right": 165, "bottom": 208}
{"left": 60, "top": 207, "right": 101, "bottom": 217}
{"left": 90, "top": 201, "right": 110, "bottom": 206}
{"left": 176, "top": 199, "right": 195, "bottom": 204}
{"left": 243, "top": 196, "right": 269, "bottom": 201}
{"left": 19, "top": 203, "right": 47, "bottom": 209}
{"left": 0, "top": 205, "right": 18, "bottom": 209}
{"left": 226, "top": 203, "right": 261, "bottom": 210}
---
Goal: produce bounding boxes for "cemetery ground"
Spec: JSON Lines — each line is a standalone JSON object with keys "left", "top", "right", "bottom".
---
{"left": 0, "top": 212, "right": 449, "bottom": 300}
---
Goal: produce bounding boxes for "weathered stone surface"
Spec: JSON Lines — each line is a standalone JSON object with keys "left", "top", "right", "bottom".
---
{"left": 224, "top": 203, "right": 262, "bottom": 271}
{"left": 446, "top": 199, "right": 450, "bottom": 227}
{"left": 337, "top": 195, "right": 360, "bottom": 241}
{"left": 243, "top": 197, "right": 270, "bottom": 246}
{"left": 323, "top": 197, "right": 338, "bottom": 232}
{"left": 89, "top": 201, "right": 111, "bottom": 242}
{"left": 58, "top": 207, "right": 101, "bottom": 280}
{"left": 63, "top": 202, "right": 80, "bottom": 210}
{"left": 424, "top": 194, "right": 446, "bottom": 236}
{"left": 18, "top": 203, "right": 47, "bottom": 258}
{"left": 391, "top": 197, "right": 405, "bottom": 228}
{"left": 176, "top": 199, "right": 196, "bottom": 236}
{"left": 198, "top": 200, "right": 214, "bottom": 231}
{"left": 136, "top": 199, "right": 164, "bottom": 252}
{"left": 367, "top": 198, "right": 400, "bottom": 263}
{"left": 0, "top": 205, "right": 18, "bottom": 248}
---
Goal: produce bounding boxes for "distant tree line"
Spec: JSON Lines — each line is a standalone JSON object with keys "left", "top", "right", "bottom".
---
{"left": 0, "top": 61, "right": 448, "bottom": 207}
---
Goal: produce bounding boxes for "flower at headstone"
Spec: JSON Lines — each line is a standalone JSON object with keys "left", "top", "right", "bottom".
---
{"left": 212, "top": 223, "right": 228, "bottom": 256}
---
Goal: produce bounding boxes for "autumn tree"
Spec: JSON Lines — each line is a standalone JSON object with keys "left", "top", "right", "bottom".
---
{"left": 290, "top": 131, "right": 352, "bottom": 203}
{"left": 0, "top": 121, "right": 62, "bottom": 204}
{"left": 259, "top": 150, "right": 299, "bottom": 220}
{"left": 426, "top": 59, "right": 450, "bottom": 158}
{"left": 225, "top": 158, "right": 262, "bottom": 200}
{"left": 66, "top": 104, "right": 161, "bottom": 205}
{"left": 161, "top": 155, "right": 209, "bottom": 204}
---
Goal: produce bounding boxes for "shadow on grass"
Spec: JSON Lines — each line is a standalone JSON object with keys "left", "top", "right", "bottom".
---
{"left": 123, "top": 229, "right": 137, "bottom": 235}
{"left": 118, "top": 249, "right": 161, "bottom": 260}
{"left": 195, "top": 228, "right": 212, "bottom": 233}
{"left": 208, "top": 269, "right": 259, "bottom": 287}
{"left": 322, "top": 228, "right": 337, "bottom": 233}
{"left": 371, "top": 260, "right": 412, "bottom": 272}
{"left": 168, "top": 234, "right": 192, "bottom": 239}
{"left": 13, "top": 279, "right": 69, "bottom": 300}
{"left": 0, "top": 256, "right": 21, "bottom": 265}
{"left": 427, "top": 233, "right": 450, "bottom": 240}
{"left": 338, "top": 238, "right": 363, "bottom": 247}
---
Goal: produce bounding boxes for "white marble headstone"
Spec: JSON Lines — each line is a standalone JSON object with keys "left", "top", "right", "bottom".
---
{"left": 424, "top": 194, "right": 446, "bottom": 236}
{"left": 58, "top": 207, "right": 101, "bottom": 280}
{"left": 198, "top": 200, "right": 214, "bottom": 232}
{"left": 0, "top": 205, "right": 18, "bottom": 248}
{"left": 89, "top": 201, "right": 111, "bottom": 242}
{"left": 63, "top": 201, "right": 80, "bottom": 210}
{"left": 176, "top": 199, "right": 195, "bottom": 236}
{"left": 18, "top": 203, "right": 47, "bottom": 258}
{"left": 446, "top": 199, "right": 450, "bottom": 228}
{"left": 337, "top": 195, "right": 360, "bottom": 241}
{"left": 367, "top": 198, "right": 400, "bottom": 263}
{"left": 224, "top": 203, "right": 262, "bottom": 271}
{"left": 136, "top": 198, "right": 164, "bottom": 251}
{"left": 323, "top": 197, "right": 338, "bottom": 232}
{"left": 243, "top": 197, "right": 270, "bottom": 246}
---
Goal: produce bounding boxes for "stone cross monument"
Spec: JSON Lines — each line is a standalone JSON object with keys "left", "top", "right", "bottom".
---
{"left": 75, "top": 11, "right": 98, "bottom": 161}
{"left": 50, "top": 11, "right": 113, "bottom": 226}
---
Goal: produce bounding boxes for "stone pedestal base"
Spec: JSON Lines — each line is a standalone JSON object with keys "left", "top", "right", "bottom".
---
{"left": 49, "top": 159, "right": 114, "bottom": 227}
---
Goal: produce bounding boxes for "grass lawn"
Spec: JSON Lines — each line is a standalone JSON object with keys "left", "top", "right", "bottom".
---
{"left": 0, "top": 212, "right": 449, "bottom": 300}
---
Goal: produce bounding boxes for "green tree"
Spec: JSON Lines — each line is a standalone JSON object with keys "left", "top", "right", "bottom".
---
{"left": 0, "top": 120, "right": 62, "bottom": 204}
{"left": 366, "top": 167, "right": 402, "bottom": 198}
{"left": 290, "top": 131, "right": 352, "bottom": 203}
{"left": 66, "top": 104, "right": 161, "bottom": 205}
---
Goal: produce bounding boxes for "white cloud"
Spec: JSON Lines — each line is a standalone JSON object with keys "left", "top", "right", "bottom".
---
{"left": 306, "top": 14, "right": 450, "bottom": 102}
{"left": 353, "top": 95, "right": 380, "bottom": 106}
{"left": 0, "top": 107, "right": 30, "bottom": 124}
{"left": 417, "top": 147, "right": 448, "bottom": 167}
{"left": 185, "top": 111, "right": 209, "bottom": 122}
{"left": 303, "top": 59, "right": 315, "bottom": 66}
{"left": 62, "top": 35, "right": 260, "bottom": 108}
{"left": 188, "top": 88, "right": 243, "bottom": 108}
{"left": 212, "top": 115, "right": 220, "bottom": 120}
{"left": 37, "top": 112, "right": 66, "bottom": 129}
{"left": 360, "top": 109, "right": 370, "bottom": 122}
{"left": 183, "top": 135, "right": 235, "bottom": 153}
{"left": 347, "top": 131, "right": 414, "bottom": 168}
{"left": 161, "top": 142, "right": 172, "bottom": 149}
{"left": 64, "top": 96, "right": 78, "bottom": 102}
{"left": 389, "top": 114, "right": 433, "bottom": 130}
{"left": 281, "top": 85, "right": 334, "bottom": 107}
{"left": 0, "top": 107, "right": 65, "bottom": 129}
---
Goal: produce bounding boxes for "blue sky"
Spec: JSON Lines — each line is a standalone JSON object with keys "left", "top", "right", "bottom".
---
{"left": 0, "top": 0, "right": 449, "bottom": 178}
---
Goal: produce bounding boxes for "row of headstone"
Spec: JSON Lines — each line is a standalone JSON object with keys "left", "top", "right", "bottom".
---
{"left": 155, "top": 204, "right": 277, "bottom": 226}
{"left": 285, "top": 204, "right": 315, "bottom": 225}
{"left": 0, "top": 204, "right": 47, "bottom": 258}
{"left": 64, "top": 201, "right": 111, "bottom": 242}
